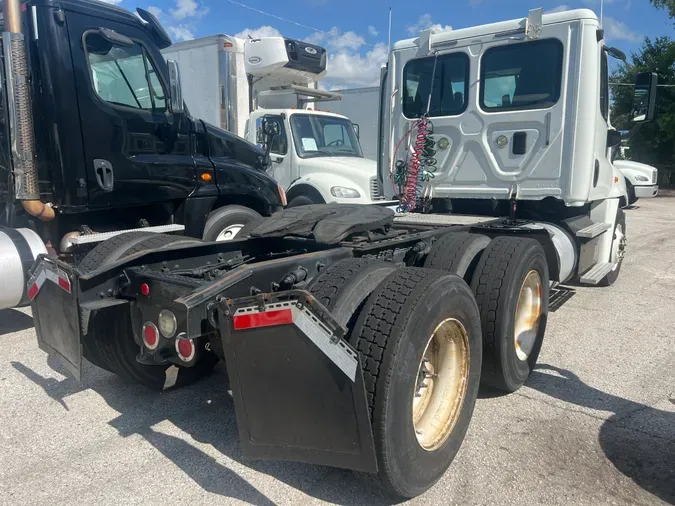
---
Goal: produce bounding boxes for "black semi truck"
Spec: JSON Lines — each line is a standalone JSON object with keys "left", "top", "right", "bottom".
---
{"left": 0, "top": 0, "right": 286, "bottom": 311}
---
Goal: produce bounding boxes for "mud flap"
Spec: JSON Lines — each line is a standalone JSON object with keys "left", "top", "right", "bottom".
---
{"left": 219, "top": 292, "right": 378, "bottom": 473}
{"left": 29, "top": 258, "right": 82, "bottom": 380}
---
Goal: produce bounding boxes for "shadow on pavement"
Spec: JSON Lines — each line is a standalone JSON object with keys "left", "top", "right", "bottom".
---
{"left": 0, "top": 309, "right": 34, "bottom": 336}
{"left": 11, "top": 357, "right": 401, "bottom": 506}
{"left": 528, "top": 364, "right": 675, "bottom": 505}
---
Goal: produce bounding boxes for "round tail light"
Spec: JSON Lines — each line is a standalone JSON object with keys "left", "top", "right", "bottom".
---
{"left": 142, "top": 322, "right": 159, "bottom": 350}
{"left": 158, "top": 309, "right": 177, "bottom": 338}
{"left": 175, "top": 336, "right": 195, "bottom": 362}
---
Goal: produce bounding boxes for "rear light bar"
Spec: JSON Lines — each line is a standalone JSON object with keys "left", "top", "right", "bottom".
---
{"left": 233, "top": 308, "right": 294, "bottom": 330}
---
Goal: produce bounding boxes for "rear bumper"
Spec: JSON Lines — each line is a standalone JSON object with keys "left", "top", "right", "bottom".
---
{"left": 634, "top": 185, "right": 658, "bottom": 198}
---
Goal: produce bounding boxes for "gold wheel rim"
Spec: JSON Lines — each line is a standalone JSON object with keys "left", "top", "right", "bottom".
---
{"left": 514, "top": 270, "right": 543, "bottom": 361}
{"left": 412, "top": 318, "right": 470, "bottom": 452}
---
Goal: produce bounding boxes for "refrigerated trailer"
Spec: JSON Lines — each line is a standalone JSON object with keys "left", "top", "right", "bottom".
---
{"left": 29, "top": 7, "right": 657, "bottom": 499}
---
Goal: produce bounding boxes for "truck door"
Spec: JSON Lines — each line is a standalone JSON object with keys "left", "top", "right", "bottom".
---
{"left": 68, "top": 14, "right": 195, "bottom": 207}
{"left": 255, "top": 114, "right": 292, "bottom": 190}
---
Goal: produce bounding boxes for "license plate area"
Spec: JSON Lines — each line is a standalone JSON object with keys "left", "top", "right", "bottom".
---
{"left": 220, "top": 292, "right": 377, "bottom": 473}
{"left": 29, "top": 259, "right": 82, "bottom": 380}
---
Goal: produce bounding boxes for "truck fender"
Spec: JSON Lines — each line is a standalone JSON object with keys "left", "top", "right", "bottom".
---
{"left": 288, "top": 173, "right": 370, "bottom": 204}
{"left": 286, "top": 181, "right": 326, "bottom": 204}
{"left": 608, "top": 164, "right": 628, "bottom": 206}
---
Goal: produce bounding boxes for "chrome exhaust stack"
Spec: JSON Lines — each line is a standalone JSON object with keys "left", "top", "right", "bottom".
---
{"left": 2, "top": 0, "right": 54, "bottom": 220}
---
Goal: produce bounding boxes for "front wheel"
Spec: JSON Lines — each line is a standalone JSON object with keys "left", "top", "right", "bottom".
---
{"left": 625, "top": 180, "right": 638, "bottom": 206}
{"left": 351, "top": 268, "right": 482, "bottom": 498}
{"left": 287, "top": 195, "right": 317, "bottom": 208}
{"left": 202, "top": 205, "right": 262, "bottom": 242}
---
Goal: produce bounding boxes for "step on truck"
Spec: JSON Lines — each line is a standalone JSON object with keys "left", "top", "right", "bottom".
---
{"left": 0, "top": 0, "right": 287, "bottom": 312}
{"left": 29, "top": 7, "right": 657, "bottom": 499}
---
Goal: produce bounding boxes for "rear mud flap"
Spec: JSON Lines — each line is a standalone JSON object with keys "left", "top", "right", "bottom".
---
{"left": 219, "top": 292, "right": 378, "bottom": 473}
{"left": 29, "top": 259, "right": 82, "bottom": 380}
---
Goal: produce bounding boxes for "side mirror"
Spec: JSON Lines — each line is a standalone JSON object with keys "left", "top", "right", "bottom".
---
{"left": 606, "top": 129, "right": 622, "bottom": 148}
{"left": 352, "top": 123, "right": 360, "bottom": 140}
{"left": 262, "top": 118, "right": 281, "bottom": 137}
{"left": 167, "top": 60, "right": 184, "bottom": 114}
{"left": 632, "top": 72, "right": 658, "bottom": 123}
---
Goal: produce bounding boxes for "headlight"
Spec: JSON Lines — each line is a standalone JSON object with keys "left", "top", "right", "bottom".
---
{"left": 634, "top": 175, "right": 649, "bottom": 182}
{"left": 331, "top": 186, "right": 360, "bottom": 198}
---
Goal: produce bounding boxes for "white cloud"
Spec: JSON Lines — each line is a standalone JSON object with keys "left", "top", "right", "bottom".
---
{"left": 167, "top": 25, "right": 194, "bottom": 41}
{"left": 406, "top": 14, "right": 452, "bottom": 36}
{"left": 549, "top": 5, "right": 570, "bottom": 13}
{"left": 170, "top": 0, "right": 208, "bottom": 20}
{"left": 324, "top": 43, "right": 388, "bottom": 88}
{"left": 604, "top": 17, "right": 641, "bottom": 42}
{"left": 368, "top": 25, "right": 379, "bottom": 37}
{"left": 234, "top": 26, "right": 283, "bottom": 39}
{"left": 306, "top": 28, "right": 365, "bottom": 51}
{"left": 147, "top": 5, "right": 163, "bottom": 18}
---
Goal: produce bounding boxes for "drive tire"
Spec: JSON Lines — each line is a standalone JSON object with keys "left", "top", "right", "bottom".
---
{"left": 423, "top": 232, "right": 491, "bottom": 281}
{"left": 79, "top": 232, "right": 218, "bottom": 389}
{"left": 202, "top": 205, "right": 262, "bottom": 242}
{"left": 470, "top": 236, "right": 549, "bottom": 393}
{"left": 287, "top": 195, "right": 316, "bottom": 208}
{"left": 598, "top": 209, "right": 626, "bottom": 287}
{"left": 350, "top": 268, "right": 482, "bottom": 498}
{"left": 309, "top": 258, "right": 397, "bottom": 326}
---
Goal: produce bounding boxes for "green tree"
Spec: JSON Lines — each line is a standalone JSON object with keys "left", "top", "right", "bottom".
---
{"left": 610, "top": 37, "right": 675, "bottom": 167}
{"left": 649, "top": 0, "right": 675, "bottom": 21}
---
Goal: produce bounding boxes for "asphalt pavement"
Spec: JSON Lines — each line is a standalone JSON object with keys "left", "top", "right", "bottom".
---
{"left": 1, "top": 195, "right": 673, "bottom": 506}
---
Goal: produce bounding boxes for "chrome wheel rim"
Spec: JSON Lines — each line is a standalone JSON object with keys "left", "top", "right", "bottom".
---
{"left": 215, "top": 224, "right": 244, "bottom": 242}
{"left": 514, "top": 270, "right": 543, "bottom": 361}
{"left": 412, "top": 318, "right": 470, "bottom": 452}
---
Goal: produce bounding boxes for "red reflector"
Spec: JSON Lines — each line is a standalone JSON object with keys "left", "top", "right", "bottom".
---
{"left": 143, "top": 324, "right": 158, "bottom": 348}
{"left": 27, "top": 282, "right": 39, "bottom": 301}
{"left": 58, "top": 277, "right": 71, "bottom": 293}
{"left": 140, "top": 283, "right": 150, "bottom": 296}
{"left": 233, "top": 309, "right": 294, "bottom": 330}
{"left": 177, "top": 338, "right": 193, "bottom": 358}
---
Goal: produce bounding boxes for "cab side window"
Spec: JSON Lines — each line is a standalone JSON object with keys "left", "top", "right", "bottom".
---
{"left": 600, "top": 51, "right": 609, "bottom": 121}
{"left": 85, "top": 32, "right": 166, "bottom": 112}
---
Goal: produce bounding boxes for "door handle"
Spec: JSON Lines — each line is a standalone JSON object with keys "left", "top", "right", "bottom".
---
{"left": 274, "top": 156, "right": 283, "bottom": 163}
{"left": 93, "top": 159, "right": 114, "bottom": 192}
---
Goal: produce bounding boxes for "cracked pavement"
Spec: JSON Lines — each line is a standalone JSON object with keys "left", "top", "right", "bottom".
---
{"left": 0, "top": 194, "right": 673, "bottom": 505}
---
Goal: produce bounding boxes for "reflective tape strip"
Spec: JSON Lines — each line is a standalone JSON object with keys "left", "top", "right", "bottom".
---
{"left": 28, "top": 264, "right": 71, "bottom": 300}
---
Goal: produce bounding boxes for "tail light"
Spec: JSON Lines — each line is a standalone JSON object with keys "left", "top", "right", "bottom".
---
{"left": 142, "top": 322, "right": 159, "bottom": 350}
{"left": 175, "top": 336, "right": 195, "bottom": 362}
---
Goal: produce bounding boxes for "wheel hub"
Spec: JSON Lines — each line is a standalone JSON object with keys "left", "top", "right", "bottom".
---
{"left": 412, "top": 318, "right": 470, "bottom": 452}
{"left": 513, "top": 270, "right": 543, "bottom": 362}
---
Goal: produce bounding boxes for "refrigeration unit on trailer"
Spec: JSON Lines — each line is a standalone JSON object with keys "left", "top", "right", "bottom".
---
{"left": 162, "top": 35, "right": 385, "bottom": 207}
{"left": 30, "top": 7, "right": 658, "bottom": 501}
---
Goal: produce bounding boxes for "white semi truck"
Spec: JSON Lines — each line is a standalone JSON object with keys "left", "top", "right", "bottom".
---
{"left": 29, "top": 6, "right": 659, "bottom": 500}
{"left": 162, "top": 36, "right": 384, "bottom": 207}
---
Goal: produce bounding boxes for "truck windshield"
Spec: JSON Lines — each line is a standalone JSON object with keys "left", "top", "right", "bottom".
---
{"left": 290, "top": 114, "right": 363, "bottom": 158}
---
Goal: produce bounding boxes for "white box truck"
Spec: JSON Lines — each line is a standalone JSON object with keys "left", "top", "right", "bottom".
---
{"left": 162, "top": 36, "right": 386, "bottom": 207}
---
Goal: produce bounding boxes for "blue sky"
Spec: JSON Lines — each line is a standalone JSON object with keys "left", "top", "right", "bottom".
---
{"left": 107, "top": 0, "right": 673, "bottom": 88}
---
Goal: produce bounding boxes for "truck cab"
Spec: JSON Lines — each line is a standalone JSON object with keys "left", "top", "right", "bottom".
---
{"left": 247, "top": 108, "right": 380, "bottom": 206}
{"left": 378, "top": 8, "right": 653, "bottom": 215}
{"left": 0, "top": 0, "right": 284, "bottom": 311}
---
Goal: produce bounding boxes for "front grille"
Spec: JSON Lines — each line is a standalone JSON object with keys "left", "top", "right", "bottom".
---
{"left": 369, "top": 177, "right": 385, "bottom": 200}
{"left": 652, "top": 169, "right": 658, "bottom": 184}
